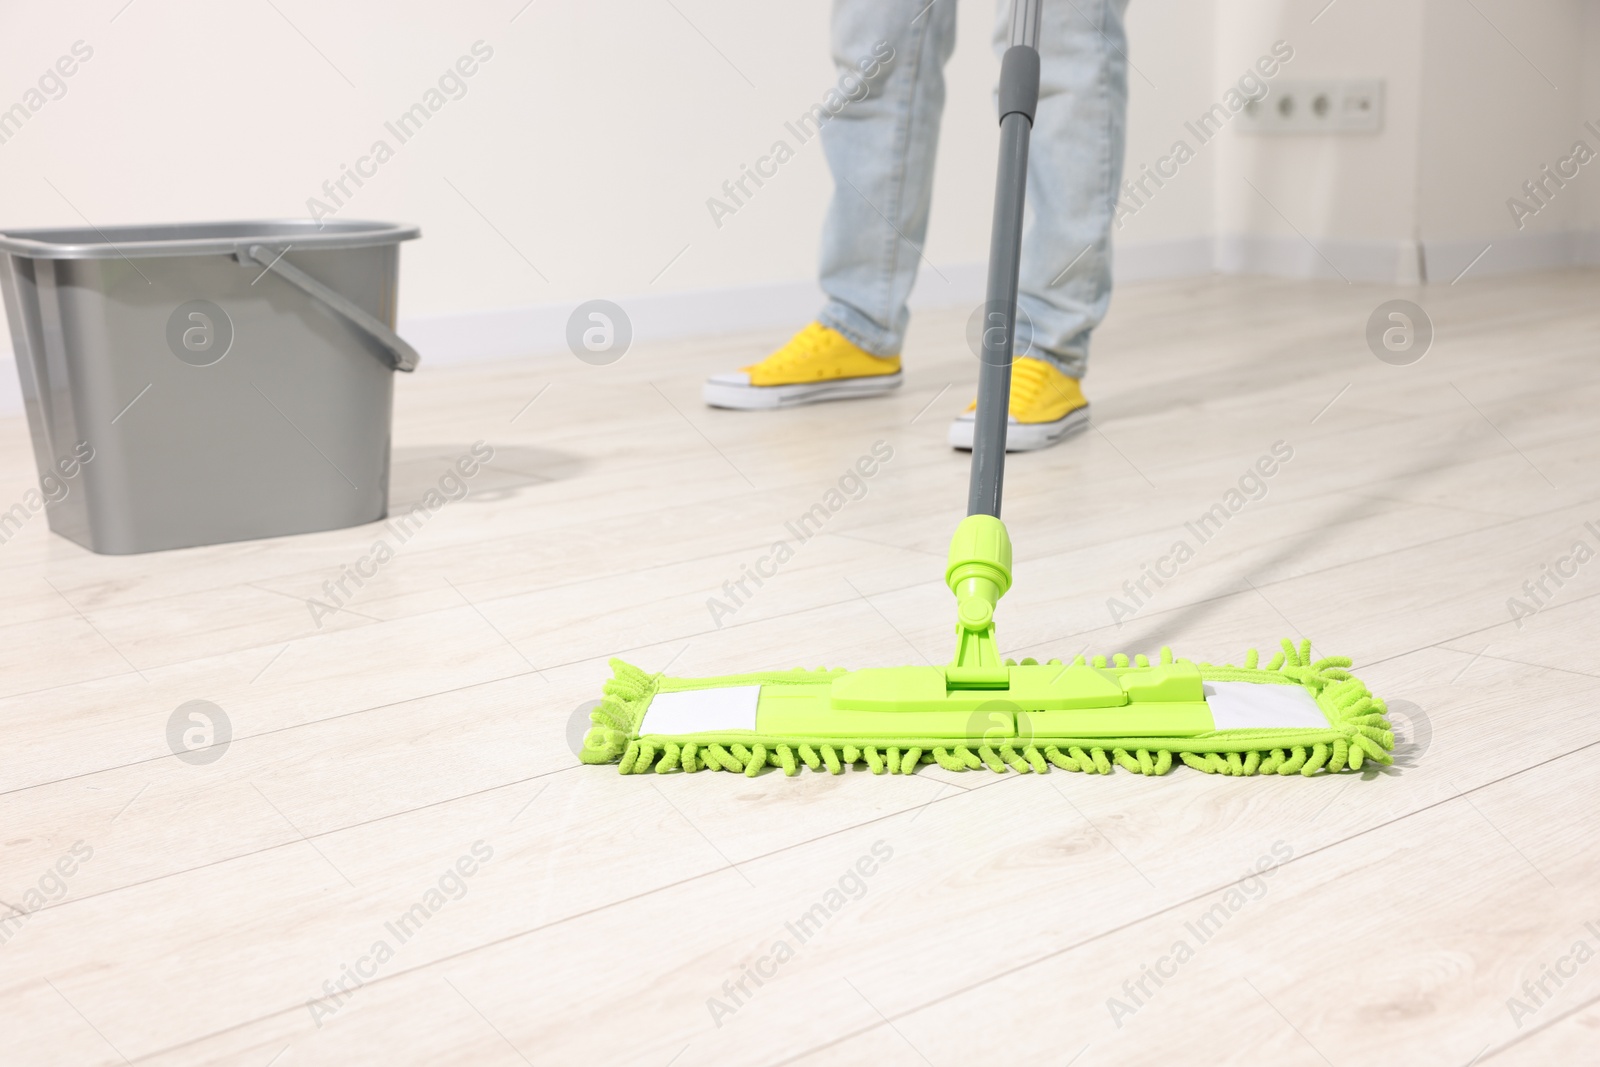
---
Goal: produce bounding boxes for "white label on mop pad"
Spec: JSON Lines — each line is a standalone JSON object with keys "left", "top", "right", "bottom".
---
{"left": 640, "top": 686, "right": 761, "bottom": 735}
{"left": 1204, "top": 682, "right": 1328, "bottom": 730}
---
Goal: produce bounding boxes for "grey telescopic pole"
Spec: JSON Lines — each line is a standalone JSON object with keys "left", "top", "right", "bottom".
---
{"left": 967, "top": 0, "right": 1042, "bottom": 518}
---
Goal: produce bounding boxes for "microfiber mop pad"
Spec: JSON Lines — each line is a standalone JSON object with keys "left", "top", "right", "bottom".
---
{"left": 579, "top": 638, "right": 1393, "bottom": 777}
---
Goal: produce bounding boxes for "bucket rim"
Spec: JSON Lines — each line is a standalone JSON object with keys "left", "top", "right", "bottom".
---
{"left": 0, "top": 219, "right": 420, "bottom": 259}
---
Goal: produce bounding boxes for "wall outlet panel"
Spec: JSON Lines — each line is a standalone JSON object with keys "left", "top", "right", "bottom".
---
{"left": 1238, "top": 79, "right": 1384, "bottom": 134}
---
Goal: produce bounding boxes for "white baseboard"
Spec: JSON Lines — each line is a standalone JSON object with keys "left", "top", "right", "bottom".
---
{"left": 1166, "top": 228, "right": 1599, "bottom": 284}
{"left": 2, "top": 229, "right": 1597, "bottom": 416}
{"left": 403, "top": 262, "right": 1000, "bottom": 367}
{"left": 398, "top": 239, "right": 1222, "bottom": 368}
{"left": 1214, "top": 234, "right": 1426, "bottom": 284}
{"left": 1116, "top": 235, "right": 1219, "bottom": 279}
{"left": 1421, "top": 229, "right": 1592, "bottom": 282}
{"left": 402, "top": 280, "right": 825, "bottom": 367}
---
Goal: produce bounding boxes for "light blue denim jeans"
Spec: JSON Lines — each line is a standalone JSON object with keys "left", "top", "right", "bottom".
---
{"left": 817, "top": 0, "right": 1129, "bottom": 379}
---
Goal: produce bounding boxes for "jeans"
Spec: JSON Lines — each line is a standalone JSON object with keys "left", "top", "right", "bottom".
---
{"left": 817, "top": 0, "right": 1129, "bottom": 379}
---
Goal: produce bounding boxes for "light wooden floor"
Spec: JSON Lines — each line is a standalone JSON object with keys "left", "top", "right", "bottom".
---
{"left": 3, "top": 272, "right": 1599, "bottom": 1066}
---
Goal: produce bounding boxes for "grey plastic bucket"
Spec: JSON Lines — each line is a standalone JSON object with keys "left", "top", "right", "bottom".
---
{"left": 0, "top": 219, "right": 420, "bottom": 554}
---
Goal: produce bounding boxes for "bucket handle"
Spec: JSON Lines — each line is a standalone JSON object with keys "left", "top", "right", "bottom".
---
{"left": 242, "top": 244, "right": 419, "bottom": 372}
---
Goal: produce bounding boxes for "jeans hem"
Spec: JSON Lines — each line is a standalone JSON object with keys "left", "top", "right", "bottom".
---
{"left": 818, "top": 303, "right": 902, "bottom": 357}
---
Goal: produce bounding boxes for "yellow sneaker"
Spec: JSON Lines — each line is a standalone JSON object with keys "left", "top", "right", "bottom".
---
{"left": 703, "top": 322, "right": 903, "bottom": 410}
{"left": 947, "top": 356, "right": 1089, "bottom": 451}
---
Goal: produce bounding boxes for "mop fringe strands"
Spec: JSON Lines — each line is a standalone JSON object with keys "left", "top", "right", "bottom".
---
{"left": 580, "top": 640, "right": 1394, "bottom": 778}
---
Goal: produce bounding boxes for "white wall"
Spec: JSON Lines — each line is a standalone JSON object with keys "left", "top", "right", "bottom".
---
{"left": 0, "top": 2, "right": 856, "bottom": 330}
{"left": 1210, "top": 0, "right": 1597, "bottom": 283}
{"left": 1107, "top": 0, "right": 1220, "bottom": 273}
{"left": 1582, "top": 1, "right": 1600, "bottom": 233}
{"left": 0, "top": 1, "right": 1207, "bottom": 385}
{"left": 1214, "top": 0, "right": 1428, "bottom": 281}
{"left": 1416, "top": 0, "right": 1593, "bottom": 277}
{"left": 2, "top": 0, "right": 1598, "bottom": 414}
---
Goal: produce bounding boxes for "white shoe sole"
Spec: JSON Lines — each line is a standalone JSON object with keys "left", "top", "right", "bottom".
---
{"left": 947, "top": 404, "right": 1090, "bottom": 452}
{"left": 702, "top": 371, "right": 903, "bottom": 410}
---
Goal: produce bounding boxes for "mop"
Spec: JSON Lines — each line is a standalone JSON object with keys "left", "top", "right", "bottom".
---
{"left": 578, "top": 2, "right": 1393, "bottom": 778}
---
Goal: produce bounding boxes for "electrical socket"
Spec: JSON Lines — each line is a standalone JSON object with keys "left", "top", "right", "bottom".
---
{"left": 1238, "top": 79, "right": 1384, "bottom": 134}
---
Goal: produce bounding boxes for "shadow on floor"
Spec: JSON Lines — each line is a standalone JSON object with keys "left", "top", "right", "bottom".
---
{"left": 1111, "top": 444, "right": 1465, "bottom": 778}
{"left": 389, "top": 444, "right": 584, "bottom": 506}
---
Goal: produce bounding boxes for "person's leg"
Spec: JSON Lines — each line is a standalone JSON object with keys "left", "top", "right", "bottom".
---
{"left": 948, "top": 0, "right": 1127, "bottom": 449}
{"left": 702, "top": 1, "right": 956, "bottom": 410}
{"left": 1004, "top": 0, "right": 1129, "bottom": 379}
{"left": 816, "top": 0, "right": 959, "bottom": 357}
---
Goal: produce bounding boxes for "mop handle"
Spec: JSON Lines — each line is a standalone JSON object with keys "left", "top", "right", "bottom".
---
{"left": 968, "top": 0, "right": 1042, "bottom": 518}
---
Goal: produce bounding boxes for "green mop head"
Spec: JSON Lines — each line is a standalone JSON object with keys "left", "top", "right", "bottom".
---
{"left": 579, "top": 518, "right": 1395, "bottom": 778}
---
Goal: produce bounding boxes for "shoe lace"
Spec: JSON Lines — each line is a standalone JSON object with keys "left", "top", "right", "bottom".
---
{"left": 1008, "top": 358, "right": 1051, "bottom": 412}
{"left": 760, "top": 323, "right": 828, "bottom": 373}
